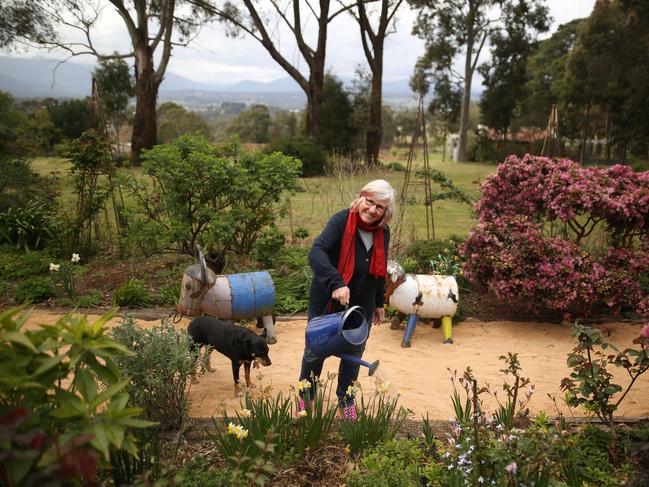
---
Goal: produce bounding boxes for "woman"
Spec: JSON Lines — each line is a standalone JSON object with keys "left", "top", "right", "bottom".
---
{"left": 299, "top": 179, "right": 396, "bottom": 419}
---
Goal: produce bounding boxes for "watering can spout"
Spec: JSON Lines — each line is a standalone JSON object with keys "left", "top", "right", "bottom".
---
{"left": 337, "top": 353, "right": 380, "bottom": 376}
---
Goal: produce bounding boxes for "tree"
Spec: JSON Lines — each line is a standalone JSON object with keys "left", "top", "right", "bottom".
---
{"left": 268, "top": 110, "right": 298, "bottom": 141}
{"left": 409, "top": 0, "right": 548, "bottom": 162}
{"left": 319, "top": 74, "right": 356, "bottom": 153}
{"left": 10, "top": 1, "right": 213, "bottom": 162}
{"left": 516, "top": 19, "right": 583, "bottom": 130}
{"left": 478, "top": 0, "right": 550, "bottom": 139}
{"left": 0, "top": 0, "right": 54, "bottom": 47}
{"left": 46, "top": 98, "right": 91, "bottom": 140}
{"left": 352, "top": 0, "right": 404, "bottom": 165}
{"left": 157, "top": 102, "right": 212, "bottom": 144}
{"left": 202, "top": 0, "right": 359, "bottom": 142}
{"left": 225, "top": 104, "right": 271, "bottom": 143}
{"left": 428, "top": 73, "right": 462, "bottom": 161}
{"left": 564, "top": 0, "right": 649, "bottom": 162}
{"left": 94, "top": 57, "right": 135, "bottom": 149}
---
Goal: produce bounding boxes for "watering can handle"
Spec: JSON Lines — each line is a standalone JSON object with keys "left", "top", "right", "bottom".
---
{"left": 323, "top": 300, "right": 349, "bottom": 315}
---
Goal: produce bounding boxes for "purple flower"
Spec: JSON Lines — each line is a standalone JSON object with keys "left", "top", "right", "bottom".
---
{"left": 505, "top": 462, "right": 517, "bottom": 475}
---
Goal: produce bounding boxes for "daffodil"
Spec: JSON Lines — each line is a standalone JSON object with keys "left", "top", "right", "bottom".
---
{"left": 240, "top": 408, "right": 251, "bottom": 418}
{"left": 297, "top": 409, "right": 307, "bottom": 418}
{"left": 71, "top": 253, "right": 80, "bottom": 263}
{"left": 376, "top": 379, "right": 391, "bottom": 394}
{"left": 235, "top": 428, "right": 249, "bottom": 440}
{"left": 343, "top": 446, "right": 350, "bottom": 455}
{"left": 49, "top": 263, "right": 60, "bottom": 272}
{"left": 227, "top": 422, "right": 237, "bottom": 434}
{"left": 297, "top": 379, "right": 311, "bottom": 392}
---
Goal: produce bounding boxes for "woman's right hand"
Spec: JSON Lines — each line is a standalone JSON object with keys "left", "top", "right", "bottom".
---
{"left": 332, "top": 286, "right": 350, "bottom": 306}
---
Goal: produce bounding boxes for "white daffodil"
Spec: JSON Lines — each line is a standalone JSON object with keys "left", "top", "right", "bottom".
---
{"left": 49, "top": 263, "right": 60, "bottom": 272}
{"left": 71, "top": 253, "right": 80, "bottom": 263}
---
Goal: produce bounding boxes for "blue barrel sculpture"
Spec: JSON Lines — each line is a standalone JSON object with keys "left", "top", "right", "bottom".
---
{"left": 305, "top": 306, "right": 380, "bottom": 375}
{"left": 177, "top": 248, "right": 277, "bottom": 343}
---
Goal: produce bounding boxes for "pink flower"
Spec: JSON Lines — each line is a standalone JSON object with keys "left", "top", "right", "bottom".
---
{"left": 505, "top": 462, "right": 517, "bottom": 475}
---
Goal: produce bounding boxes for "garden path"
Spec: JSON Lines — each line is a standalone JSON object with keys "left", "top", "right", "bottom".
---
{"left": 21, "top": 311, "right": 649, "bottom": 421}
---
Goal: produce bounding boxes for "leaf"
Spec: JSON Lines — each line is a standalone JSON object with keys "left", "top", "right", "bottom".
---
{"left": 33, "top": 354, "right": 65, "bottom": 376}
{"left": 89, "top": 380, "right": 128, "bottom": 410}
{"left": 91, "top": 423, "right": 110, "bottom": 459}
{"left": 0, "top": 331, "right": 37, "bottom": 352}
{"left": 75, "top": 368, "right": 97, "bottom": 402}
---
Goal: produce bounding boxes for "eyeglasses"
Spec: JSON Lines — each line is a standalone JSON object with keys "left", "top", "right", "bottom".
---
{"left": 364, "top": 196, "right": 387, "bottom": 213}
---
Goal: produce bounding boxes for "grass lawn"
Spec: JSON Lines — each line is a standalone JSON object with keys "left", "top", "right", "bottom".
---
{"left": 30, "top": 148, "right": 498, "bottom": 246}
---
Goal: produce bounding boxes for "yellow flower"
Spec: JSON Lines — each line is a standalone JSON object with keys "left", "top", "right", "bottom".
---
{"left": 297, "top": 410, "right": 308, "bottom": 418}
{"left": 297, "top": 379, "right": 312, "bottom": 392}
{"left": 235, "top": 428, "right": 249, "bottom": 440}
{"left": 345, "top": 384, "right": 357, "bottom": 397}
{"left": 343, "top": 446, "right": 350, "bottom": 455}
{"left": 240, "top": 408, "right": 252, "bottom": 418}
{"left": 376, "top": 380, "right": 391, "bottom": 394}
{"left": 227, "top": 422, "right": 237, "bottom": 434}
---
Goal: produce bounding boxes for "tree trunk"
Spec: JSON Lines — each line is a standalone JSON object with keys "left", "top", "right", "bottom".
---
{"left": 579, "top": 104, "right": 591, "bottom": 164}
{"left": 306, "top": 66, "right": 324, "bottom": 142}
{"left": 366, "top": 62, "right": 383, "bottom": 166}
{"left": 457, "top": 24, "right": 475, "bottom": 163}
{"left": 131, "top": 51, "right": 159, "bottom": 163}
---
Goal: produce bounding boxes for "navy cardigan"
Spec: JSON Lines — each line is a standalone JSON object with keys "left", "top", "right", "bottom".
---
{"left": 307, "top": 209, "right": 390, "bottom": 319}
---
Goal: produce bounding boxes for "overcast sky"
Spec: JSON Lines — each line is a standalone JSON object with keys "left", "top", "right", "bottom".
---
{"left": 3, "top": 0, "right": 596, "bottom": 84}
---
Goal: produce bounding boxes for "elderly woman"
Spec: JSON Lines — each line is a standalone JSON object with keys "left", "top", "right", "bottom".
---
{"left": 299, "top": 179, "right": 396, "bottom": 419}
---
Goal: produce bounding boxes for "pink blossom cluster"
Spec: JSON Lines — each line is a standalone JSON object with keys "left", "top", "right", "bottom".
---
{"left": 462, "top": 154, "right": 649, "bottom": 317}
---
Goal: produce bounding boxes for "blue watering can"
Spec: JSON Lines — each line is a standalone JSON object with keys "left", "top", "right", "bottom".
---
{"left": 305, "top": 306, "right": 380, "bottom": 376}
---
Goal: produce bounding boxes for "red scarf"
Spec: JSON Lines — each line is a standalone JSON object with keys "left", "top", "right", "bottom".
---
{"left": 338, "top": 210, "right": 386, "bottom": 284}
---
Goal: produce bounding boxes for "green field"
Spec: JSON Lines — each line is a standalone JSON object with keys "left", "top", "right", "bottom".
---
{"left": 30, "top": 151, "right": 498, "bottom": 245}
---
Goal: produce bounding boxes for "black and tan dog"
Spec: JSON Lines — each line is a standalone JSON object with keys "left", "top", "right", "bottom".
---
{"left": 187, "top": 316, "right": 272, "bottom": 394}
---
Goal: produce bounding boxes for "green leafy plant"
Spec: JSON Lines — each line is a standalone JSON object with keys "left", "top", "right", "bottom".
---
{"left": 252, "top": 226, "right": 285, "bottom": 266}
{"left": 0, "top": 308, "right": 154, "bottom": 486}
{"left": 338, "top": 380, "right": 410, "bottom": 456}
{"left": 49, "top": 253, "right": 82, "bottom": 299}
{"left": 0, "top": 200, "right": 57, "bottom": 251}
{"left": 126, "top": 135, "right": 300, "bottom": 268}
{"left": 0, "top": 248, "right": 51, "bottom": 280}
{"left": 560, "top": 323, "right": 649, "bottom": 464}
{"left": 13, "top": 276, "right": 57, "bottom": 303}
{"left": 155, "top": 282, "right": 181, "bottom": 306}
{"left": 113, "top": 279, "right": 153, "bottom": 308}
{"left": 111, "top": 317, "right": 201, "bottom": 431}
{"left": 271, "top": 267, "right": 312, "bottom": 315}
{"left": 346, "top": 438, "right": 427, "bottom": 487}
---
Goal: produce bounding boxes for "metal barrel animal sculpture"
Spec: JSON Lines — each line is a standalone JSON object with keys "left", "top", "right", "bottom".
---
{"left": 176, "top": 248, "right": 278, "bottom": 344}
{"left": 386, "top": 260, "right": 459, "bottom": 346}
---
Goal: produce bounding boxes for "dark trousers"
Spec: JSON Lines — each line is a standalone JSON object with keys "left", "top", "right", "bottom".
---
{"left": 300, "top": 285, "right": 375, "bottom": 405}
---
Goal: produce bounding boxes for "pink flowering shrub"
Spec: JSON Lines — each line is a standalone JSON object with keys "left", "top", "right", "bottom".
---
{"left": 462, "top": 154, "right": 649, "bottom": 317}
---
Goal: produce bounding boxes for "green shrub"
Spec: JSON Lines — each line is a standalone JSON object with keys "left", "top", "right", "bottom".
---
{"left": 126, "top": 135, "right": 300, "bottom": 266}
{"left": 271, "top": 267, "right": 312, "bottom": 315}
{"left": 346, "top": 438, "right": 426, "bottom": 487}
{"left": 0, "top": 248, "right": 51, "bottom": 280}
{"left": 403, "top": 237, "right": 464, "bottom": 274}
{"left": 276, "top": 245, "right": 309, "bottom": 271}
{"left": 267, "top": 135, "right": 328, "bottom": 177}
{"left": 14, "top": 276, "right": 57, "bottom": 303}
{"left": 252, "top": 226, "right": 286, "bottom": 267}
{"left": 113, "top": 279, "right": 153, "bottom": 308}
{"left": 174, "top": 457, "right": 230, "bottom": 487}
{"left": 0, "top": 308, "right": 153, "bottom": 486}
{"left": 0, "top": 200, "right": 58, "bottom": 251}
{"left": 155, "top": 281, "right": 180, "bottom": 306}
{"left": 110, "top": 317, "right": 200, "bottom": 431}
{"left": 383, "top": 161, "right": 407, "bottom": 172}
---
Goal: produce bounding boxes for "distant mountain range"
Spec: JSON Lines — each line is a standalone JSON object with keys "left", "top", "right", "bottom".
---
{"left": 0, "top": 55, "right": 424, "bottom": 109}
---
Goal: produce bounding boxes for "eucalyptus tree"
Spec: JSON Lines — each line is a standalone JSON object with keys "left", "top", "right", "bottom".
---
{"left": 8, "top": 1, "right": 213, "bottom": 162}
{"left": 351, "top": 0, "right": 404, "bottom": 165}
{"left": 197, "top": 0, "right": 364, "bottom": 142}
{"left": 478, "top": 0, "right": 550, "bottom": 139}
{"left": 409, "top": 0, "right": 549, "bottom": 162}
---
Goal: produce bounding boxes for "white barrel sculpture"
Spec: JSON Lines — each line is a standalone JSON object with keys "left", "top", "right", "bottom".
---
{"left": 386, "top": 260, "right": 459, "bottom": 346}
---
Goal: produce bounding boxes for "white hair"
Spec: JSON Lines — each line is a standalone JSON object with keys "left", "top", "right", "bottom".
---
{"left": 350, "top": 179, "right": 397, "bottom": 225}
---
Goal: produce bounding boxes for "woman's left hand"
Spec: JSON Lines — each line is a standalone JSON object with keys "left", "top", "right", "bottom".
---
{"left": 372, "top": 307, "right": 385, "bottom": 326}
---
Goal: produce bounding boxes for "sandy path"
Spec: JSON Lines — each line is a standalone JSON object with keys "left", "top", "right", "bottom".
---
{"left": 19, "top": 310, "right": 649, "bottom": 421}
